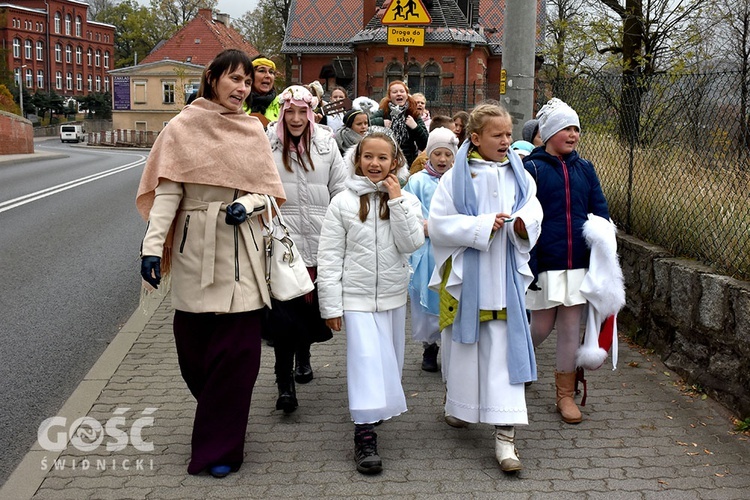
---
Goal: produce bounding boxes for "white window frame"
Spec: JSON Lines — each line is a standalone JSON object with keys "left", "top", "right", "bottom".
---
{"left": 36, "top": 41, "right": 43, "bottom": 61}
{"left": 24, "top": 39, "right": 32, "bottom": 59}
{"left": 13, "top": 38, "right": 21, "bottom": 58}
{"left": 37, "top": 70, "right": 44, "bottom": 88}
{"left": 75, "top": 16, "right": 82, "bottom": 37}
{"left": 76, "top": 73, "right": 82, "bottom": 91}
{"left": 55, "top": 71, "right": 62, "bottom": 90}
{"left": 54, "top": 13, "right": 61, "bottom": 34}
{"left": 65, "top": 14, "right": 71, "bottom": 35}
{"left": 66, "top": 72, "right": 73, "bottom": 90}
{"left": 55, "top": 43, "right": 62, "bottom": 62}
{"left": 65, "top": 45, "right": 72, "bottom": 64}
{"left": 76, "top": 47, "right": 82, "bottom": 65}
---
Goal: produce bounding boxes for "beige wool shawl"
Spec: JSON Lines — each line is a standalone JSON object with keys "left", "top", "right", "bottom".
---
{"left": 136, "top": 97, "right": 286, "bottom": 220}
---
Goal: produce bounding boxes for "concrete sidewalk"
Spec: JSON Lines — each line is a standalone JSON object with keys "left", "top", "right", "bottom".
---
{"left": 2, "top": 291, "right": 749, "bottom": 499}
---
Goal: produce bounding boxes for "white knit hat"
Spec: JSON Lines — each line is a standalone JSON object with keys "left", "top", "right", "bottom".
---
{"left": 426, "top": 127, "right": 459, "bottom": 157}
{"left": 537, "top": 98, "right": 580, "bottom": 143}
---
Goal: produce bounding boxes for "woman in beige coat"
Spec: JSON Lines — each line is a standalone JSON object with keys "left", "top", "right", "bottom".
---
{"left": 136, "top": 49, "right": 285, "bottom": 479}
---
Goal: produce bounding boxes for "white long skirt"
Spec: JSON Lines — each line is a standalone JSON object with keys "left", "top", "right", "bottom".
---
{"left": 409, "top": 289, "right": 440, "bottom": 344}
{"left": 345, "top": 306, "right": 408, "bottom": 425}
{"left": 442, "top": 320, "right": 528, "bottom": 426}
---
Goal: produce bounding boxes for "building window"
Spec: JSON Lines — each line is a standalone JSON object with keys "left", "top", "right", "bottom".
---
{"left": 25, "top": 69, "right": 33, "bottom": 88}
{"left": 104, "top": 76, "right": 110, "bottom": 92}
{"left": 75, "top": 16, "right": 82, "bottom": 37}
{"left": 14, "top": 68, "right": 20, "bottom": 87}
{"left": 385, "top": 62, "right": 404, "bottom": 88}
{"left": 95, "top": 50, "right": 101, "bottom": 67}
{"left": 134, "top": 121, "right": 147, "bottom": 131}
{"left": 66, "top": 45, "right": 72, "bottom": 63}
{"left": 37, "top": 70, "right": 44, "bottom": 88}
{"left": 134, "top": 82, "right": 147, "bottom": 104}
{"left": 36, "top": 41, "right": 43, "bottom": 61}
{"left": 96, "top": 76, "right": 101, "bottom": 92}
{"left": 66, "top": 72, "right": 73, "bottom": 90}
{"left": 163, "top": 81, "right": 176, "bottom": 103}
{"left": 55, "top": 43, "right": 62, "bottom": 62}
{"left": 76, "top": 47, "right": 82, "bottom": 65}
{"left": 65, "top": 14, "right": 71, "bottom": 35}
{"left": 56, "top": 71, "right": 62, "bottom": 89}
{"left": 87, "top": 75, "right": 92, "bottom": 91}
{"left": 104, "top": 51, "right": 110, "bottom": 68}
{"left": 54, "top": 13, "right": 61, "bottom": 34}
{"left": 76, "top": 73, "right": 82, "bottom": 91}
{"left": 87, "top": 48, "right": 92, "bottom": 66}
{"left": 406, "top": 63, "right": 421, "bottom": 93}
{"left": 25, "top": 39, "right": 32, "bottom": 59}
{"left": 423, "top": 62, "right": 441, "bottom": 101}
{"left": 13, "top": 38, "right": 21, "bottom": 58}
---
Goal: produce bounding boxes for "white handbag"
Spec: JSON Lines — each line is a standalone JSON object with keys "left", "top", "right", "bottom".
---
{"left": 261, "top": 195, "right": 315, "bottom": 301}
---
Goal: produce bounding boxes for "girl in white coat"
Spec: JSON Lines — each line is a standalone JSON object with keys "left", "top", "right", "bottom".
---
{"left": 265, "top": 85, "right": 347, "bottom": 414}
{"left": 317, "top": 131, "right": 425, "bottom": 475}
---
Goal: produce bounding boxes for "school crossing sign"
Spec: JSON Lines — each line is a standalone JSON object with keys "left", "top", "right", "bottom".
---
{"left": 381, "top": 0, "right": 432, "bottom": 25}
{"left": 382, "top": 0, "right": 431, "bottom": 47}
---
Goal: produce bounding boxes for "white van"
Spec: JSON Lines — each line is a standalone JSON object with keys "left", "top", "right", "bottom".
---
{"left": 60, "top": 124, "right": 85, "bottom": 143}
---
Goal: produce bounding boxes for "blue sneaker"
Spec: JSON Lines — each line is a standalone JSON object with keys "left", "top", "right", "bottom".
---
{"left": 209, "top": 465, "right": 232, "bottom": 478}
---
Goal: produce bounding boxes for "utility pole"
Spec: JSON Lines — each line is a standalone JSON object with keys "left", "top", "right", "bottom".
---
{"left": 19, "top": 64, "right": 27, "bottom": 118}
{"left": 502, "top": 0, "right": 538, "bottom": 140}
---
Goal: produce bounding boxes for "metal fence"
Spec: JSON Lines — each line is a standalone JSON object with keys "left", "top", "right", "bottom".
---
{"left": 370, "top": 74, "right": 750, "bottom": 281}
{"left": 536, "top": 72, "right": 750, "bottom": 281}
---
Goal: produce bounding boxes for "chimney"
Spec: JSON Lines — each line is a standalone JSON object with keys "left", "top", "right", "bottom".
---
{"left": 198, "top": 8, "right": 212, "bottom": 20}
{"left": 216, "top": 12, "right": 230, "bottom": 25}
{"left": 364, "top": 0, "right": 377, "bottom": 29}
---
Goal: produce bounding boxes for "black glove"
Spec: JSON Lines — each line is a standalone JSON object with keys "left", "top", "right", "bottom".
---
{"left": 141, "top": 256, "right": 161, "bottom": 289}
{"left": 225, "top": 202, "right": 247, "bottom": 225}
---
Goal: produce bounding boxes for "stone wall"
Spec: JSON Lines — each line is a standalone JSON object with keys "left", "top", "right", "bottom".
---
{"left": 0, "top": 110, "right": 33, "bottom": 154}
{"left": 617, "top": 233, "right": 750, "bottom": 420}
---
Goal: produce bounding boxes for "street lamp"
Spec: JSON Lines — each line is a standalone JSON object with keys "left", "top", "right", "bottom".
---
{"left": 19, "top": 64, "right": 27, "bottom": 118}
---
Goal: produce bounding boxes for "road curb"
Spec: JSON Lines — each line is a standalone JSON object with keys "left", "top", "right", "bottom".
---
{"left": 0, "top": 291, "right": 165, "bottom": 500}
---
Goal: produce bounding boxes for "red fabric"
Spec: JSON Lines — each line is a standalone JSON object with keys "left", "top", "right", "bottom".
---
{"left": 599, "top": 314, "right": 616, "bottom": 352}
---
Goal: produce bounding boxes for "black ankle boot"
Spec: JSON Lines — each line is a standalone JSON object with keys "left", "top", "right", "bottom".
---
{"left": 421, "top": 343, "right": 439, "bottom": 372}
{"left": 354, "top": 424, "right": 382, "bottom": 474}
{"left": 294, "top": 345, "right": 313, "bottom": 384}
{"left": 275, "top": 377, "right": 298, "bottom": 414}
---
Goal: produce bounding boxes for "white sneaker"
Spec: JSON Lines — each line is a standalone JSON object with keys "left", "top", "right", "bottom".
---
{"left": 495, "top": 426, "right": 522, "bottom": 472}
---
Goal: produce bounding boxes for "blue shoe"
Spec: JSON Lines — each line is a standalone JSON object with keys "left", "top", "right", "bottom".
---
{"left": 209, "top": 465, "right": 232, "bottom": 478}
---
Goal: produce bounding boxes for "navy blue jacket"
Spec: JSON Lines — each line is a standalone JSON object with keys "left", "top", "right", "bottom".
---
{"left": 523, "top": 148, "right": 609, "bottom": 277}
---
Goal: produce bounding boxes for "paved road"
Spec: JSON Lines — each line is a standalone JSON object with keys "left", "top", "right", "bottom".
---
{"left": 2, "top": 292, "right": 748, "bottom": 499}
{"left": 0, "top": 142, "right": 147, "bottom": 486}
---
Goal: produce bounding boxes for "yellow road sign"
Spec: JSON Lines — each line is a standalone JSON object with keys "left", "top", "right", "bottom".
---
{"left": 381, "top": 0, "right": 432, "bottom": 25}
{"left": 387, "top": 27, "right": 425, "bottom": 46}
{"left": 499, "top": 69, "right": 507, "bottom": 94}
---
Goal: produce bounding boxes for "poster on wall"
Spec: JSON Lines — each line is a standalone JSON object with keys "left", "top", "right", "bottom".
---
{"left": 113, "top": 76, "right": 131, "bottom": 110}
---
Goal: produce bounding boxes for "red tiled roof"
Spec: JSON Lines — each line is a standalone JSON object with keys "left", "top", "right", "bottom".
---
{"left": 140, "top": 9, "right": 258, "bottom": 66}
{"left": 287, "top": 0, "right": 363, "bottom": 44}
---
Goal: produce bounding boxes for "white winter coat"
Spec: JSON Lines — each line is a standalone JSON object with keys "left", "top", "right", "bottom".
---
{"left": 317, "top": 160, "right": 425, "bottom": 318}
{"left": 266, "top": 121, "right": 347, "bottom": 266}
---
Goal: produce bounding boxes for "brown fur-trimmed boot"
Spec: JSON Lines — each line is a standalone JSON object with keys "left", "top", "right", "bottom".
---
{"left": 555, "top": 371, "right": 582, "bottom": 424}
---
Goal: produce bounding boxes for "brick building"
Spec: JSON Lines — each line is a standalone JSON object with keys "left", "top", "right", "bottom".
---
{"left": 0, "top": 0, "right": 115, "bottom": 98}
{"left": 282, "top": 0, "right": 543, "bottom": 114}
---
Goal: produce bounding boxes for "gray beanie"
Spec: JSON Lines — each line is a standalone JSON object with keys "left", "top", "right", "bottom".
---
{"left": 522, "top": 119, "right": 539, "bottom": 143}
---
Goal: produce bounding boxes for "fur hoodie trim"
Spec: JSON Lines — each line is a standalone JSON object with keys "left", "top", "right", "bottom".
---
{"left": 576, "top": 214, "right": 625, "bottom": 370}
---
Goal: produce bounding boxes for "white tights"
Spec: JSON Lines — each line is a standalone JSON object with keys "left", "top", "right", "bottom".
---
{"left": 530, "top": 304, "right": 585, "bottom": 372}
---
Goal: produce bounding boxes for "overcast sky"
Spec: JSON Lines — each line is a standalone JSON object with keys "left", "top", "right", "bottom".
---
{"left": 215, "top": 0, "right": 259, "bottom": 22}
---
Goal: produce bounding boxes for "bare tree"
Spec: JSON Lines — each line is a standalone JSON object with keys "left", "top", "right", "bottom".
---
{"left": 149, "top": 0, "right": 218, "bottom": 31}
{"left": 86, "top": 0, "right": 117, "bottom": 21}
{"left": 593, "top": 0, "right": 711, "bottom": 143}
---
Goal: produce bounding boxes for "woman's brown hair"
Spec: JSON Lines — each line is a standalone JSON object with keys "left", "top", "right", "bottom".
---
{"left": 198, "top": 49, "right": 253, "bottom": 102}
